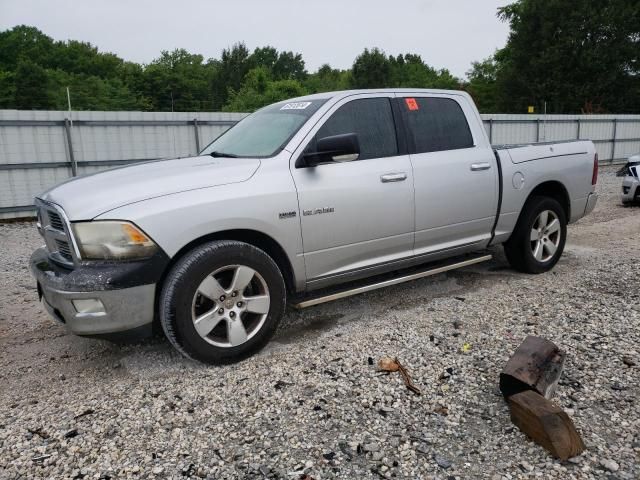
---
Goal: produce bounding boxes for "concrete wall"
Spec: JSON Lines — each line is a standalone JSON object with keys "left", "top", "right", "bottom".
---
{"left": 1, "top": 109, "right": 639, "bottom": 219}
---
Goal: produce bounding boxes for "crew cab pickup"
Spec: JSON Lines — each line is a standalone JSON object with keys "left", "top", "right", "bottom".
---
{"left": 30, "top": 89, "right": 599, "bottom": 363}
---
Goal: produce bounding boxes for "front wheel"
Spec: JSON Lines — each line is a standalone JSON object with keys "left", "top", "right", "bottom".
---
{"left": 159, "top": 241, "right": 286, "bottom": 364}
{"left": 504, "top": 196, "right": 567, "bottom": 274}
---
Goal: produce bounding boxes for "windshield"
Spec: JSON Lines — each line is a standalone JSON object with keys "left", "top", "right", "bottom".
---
{"left": 201, "top": 99, "right": 328, "bottom": 158}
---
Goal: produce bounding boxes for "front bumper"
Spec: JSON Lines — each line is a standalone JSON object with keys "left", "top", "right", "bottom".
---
{"left": 30, "top": 247, "right": 166, "bottom": 339}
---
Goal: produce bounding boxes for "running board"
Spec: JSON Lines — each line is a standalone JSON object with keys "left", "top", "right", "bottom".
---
{"left": 292, "top": 254, "right": 492, "bottom": 309}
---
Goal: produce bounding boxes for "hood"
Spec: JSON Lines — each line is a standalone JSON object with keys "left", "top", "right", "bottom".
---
{"left": 39, "top": 156, "right": 261, "bottom": 220}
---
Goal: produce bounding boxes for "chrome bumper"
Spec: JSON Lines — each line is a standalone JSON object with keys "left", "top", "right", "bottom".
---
{"left": 30, "top": 247, "right": 156, "bottom": 337}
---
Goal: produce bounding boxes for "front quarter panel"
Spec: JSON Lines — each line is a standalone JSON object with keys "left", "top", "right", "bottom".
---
{"left": 95, "top": 153, "right": 306, "bottom": 290}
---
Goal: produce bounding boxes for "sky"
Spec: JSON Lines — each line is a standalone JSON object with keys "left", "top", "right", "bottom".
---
{"left": 0, "top": 0, "right": 512, "bottom": 78}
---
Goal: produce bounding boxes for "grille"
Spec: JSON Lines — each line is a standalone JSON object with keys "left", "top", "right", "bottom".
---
{"left": 36, "top": 200, "right": 76, "bottom": 267}
{"left": 55, "top": 239, "right": 73, "bottom": 261}
{"left": 47, "top": 211, "right": 64, "bottom": 231}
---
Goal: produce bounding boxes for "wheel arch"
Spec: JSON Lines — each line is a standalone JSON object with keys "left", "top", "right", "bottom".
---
{"left": 158, "top": 229, "right": 297, "bottom": 299}
{"left": 526, "top": 181, "right": 571, "bottom": 220}
{"left": 503, "top": 180, "right": 571, "bottom": 246}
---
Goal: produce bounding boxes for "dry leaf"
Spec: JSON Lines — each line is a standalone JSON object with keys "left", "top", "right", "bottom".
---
{"left": 378, "top": 356, "right": 400, "bottom": 372}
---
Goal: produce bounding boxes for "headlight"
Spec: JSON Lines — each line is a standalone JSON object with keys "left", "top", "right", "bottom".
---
{"left": 73, "top": 221, "right": 158, "bottom": 260}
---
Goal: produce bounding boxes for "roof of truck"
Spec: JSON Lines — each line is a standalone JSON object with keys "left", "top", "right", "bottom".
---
{"left": 287, "top": 88, "right": 471, "bottom": 103}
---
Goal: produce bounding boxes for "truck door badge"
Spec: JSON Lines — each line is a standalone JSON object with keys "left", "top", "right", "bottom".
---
{"left": 303, "top": 207, "right": 335, "bottom": 216}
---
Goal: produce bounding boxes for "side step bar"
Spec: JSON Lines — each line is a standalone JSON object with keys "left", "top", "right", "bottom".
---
{"left": 292, "top": 254, "right": 492, "bottom": 309}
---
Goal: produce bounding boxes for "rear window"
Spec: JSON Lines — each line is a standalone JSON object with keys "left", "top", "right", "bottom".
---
{"left": 402, "top": 97, "right": 474, "bottom": 154}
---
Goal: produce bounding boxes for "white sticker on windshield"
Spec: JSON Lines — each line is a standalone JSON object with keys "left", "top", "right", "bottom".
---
{"left": 280, "top": 102, "right": 312, "bottom": 110}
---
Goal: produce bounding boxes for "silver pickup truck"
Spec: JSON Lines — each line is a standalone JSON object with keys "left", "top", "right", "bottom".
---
{"left": 30, "top": 89, "right": 598, "bottom": 363}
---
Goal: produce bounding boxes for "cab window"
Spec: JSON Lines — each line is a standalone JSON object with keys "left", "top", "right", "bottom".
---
{"left": 309, "top": 97, "right": 398, "bottom": 160}
{"left": 402, "top": 97, "right": 474, "bottom": 154}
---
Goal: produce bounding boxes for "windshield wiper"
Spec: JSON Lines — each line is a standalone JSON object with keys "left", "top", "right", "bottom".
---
{"left": 209, "top": 151, "right": 239, "bottom": 158}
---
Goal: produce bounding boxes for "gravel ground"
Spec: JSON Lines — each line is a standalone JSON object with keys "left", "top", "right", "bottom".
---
{"left": 0, "top": 166, "right": 638, "bottom": 480}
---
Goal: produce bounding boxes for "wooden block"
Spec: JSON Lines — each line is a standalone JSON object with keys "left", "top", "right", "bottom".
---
{"left": 509, "top": 390, "right": 585, "bottom": 460}
{"left": 500, "top": 335, "right": 565, "bottom": 399}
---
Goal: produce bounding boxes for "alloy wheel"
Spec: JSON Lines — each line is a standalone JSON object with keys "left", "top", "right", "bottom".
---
{"left": 530, "top": 210, "right": 561, "bottom": 262}
{"left": 191, "top": 265, "right": 270, "bottom": 348}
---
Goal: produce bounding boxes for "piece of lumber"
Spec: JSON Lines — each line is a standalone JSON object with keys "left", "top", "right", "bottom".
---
{"left": 500, "top": 335, "right": 565, "bottom": 399}
{"left": 508, "top": 390, "right": 585, "bottom": 460}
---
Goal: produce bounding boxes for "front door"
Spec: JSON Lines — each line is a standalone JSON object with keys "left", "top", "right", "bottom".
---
{"left": 290, "top": 94, "right": 415, "bottom": 287}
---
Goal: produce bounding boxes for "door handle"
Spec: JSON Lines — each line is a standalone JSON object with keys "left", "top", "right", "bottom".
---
{"left": 470, "top": 162, "right": 491, "bottom": 171}
{"left": 380, "top": 172, "right": 407, "bottom": 183}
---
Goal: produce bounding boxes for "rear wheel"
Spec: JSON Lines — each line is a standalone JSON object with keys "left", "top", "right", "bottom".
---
{"left": 160, "top": 241, "right": 286, "bottom": 364}
{"left": 504, "top": 196, "right": 567, "bottom": 274}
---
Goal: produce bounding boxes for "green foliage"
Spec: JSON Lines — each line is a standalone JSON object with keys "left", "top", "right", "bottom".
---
{"left": 0, "top": 70, "right": 16, "bottom": 108}
{"left": 351, "top": 48, "right": 393, "bottom": 88}
{"left": 14, "top": 60, "right": 52, "bottom": 109}
{"left": 0, "top": 25, "right": 55, "bottom": 71}
{"left": 351, "top": 48, "right": 461, "bottom": 90}
{"left": 2, "top": 7, "right": 639, "bottom": 115}
{"left": 211, "top": 42, "right": 252, "bottom": 110}
{"left": 304, "top": 64, "right": 350, "bottom": 93}
{"left": 47, "top": 70, "right": 144, "bottom": 110}
{"left": 142, "top": 49, "right": 216, "bottom": 111}
{"left": 223, "top": 67, "right": 306, "bottom": 112}
{"left": 465, "top": 57, "right": 501, "bottom": 113}
{"left": 493, "top": 0, "right": 640, "bottom": 113}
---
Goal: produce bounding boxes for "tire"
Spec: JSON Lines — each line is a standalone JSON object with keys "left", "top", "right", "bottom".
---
{"left": 159, "top": 240, "right": 286, "bottom": 364}
{"left": 504, "top": 196, "right": 567, "bottom": 274}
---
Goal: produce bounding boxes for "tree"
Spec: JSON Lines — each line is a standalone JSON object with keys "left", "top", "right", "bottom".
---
{"left": 211, "top": 43, "right": 252, "bottom": 110}
{"left": 223, "top": 67, "right": 307, "bottom": 112}
{"left": 0, "top": 70, "right": 15, "bottom": 108}
{"left": 0, "top": 25, "right": 54, "bottom": 71}
{"left": 47, "top": 70, "right": 144, "bottom": 110}
{"left": 465, "top": 57, "right": 500, "bottom": 113}
{"left": 305, "top": 64, "right": 350, "bottom": 93}
{"left": 352, "top": 49, "right": 461, "bottom": 90}
{"left": 496, "top": 0, "right": 640, "bottom": 113}
{"left": 51, "top": 40, "right": 123, "bottom": 79}
{"left": 13, "top": 60, "right": 52, "bottom": 109}
{"left": 273, "top": 51, "right": 306, "bottom": 81}
{"left": 250, "top": 46, "right": 279, "bottom": 72}
{"left": 143, "top": 49, "right": 215, "bottom": 111}
{"left": 351, "top": 48, "right": 392, "bottom": 88}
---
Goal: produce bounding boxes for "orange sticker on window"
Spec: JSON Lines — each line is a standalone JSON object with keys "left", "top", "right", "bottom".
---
{"left": 405, "top": 98, "right": 419, "bottom": 111}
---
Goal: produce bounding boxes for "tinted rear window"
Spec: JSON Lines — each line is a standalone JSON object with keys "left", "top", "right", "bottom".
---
{"left": 402, "top": 97, "right": 474, "bottom": 154}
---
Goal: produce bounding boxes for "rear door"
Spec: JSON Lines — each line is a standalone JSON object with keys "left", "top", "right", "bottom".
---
{"left": 290, "top": 94, "right": 415, "bottom": 287}
{"left": 398, "top": 94, "right": 498, "bottom": 256}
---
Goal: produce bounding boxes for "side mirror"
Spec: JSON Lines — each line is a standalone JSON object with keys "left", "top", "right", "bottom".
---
{"left": 299, "top": 133, "right": 360, "bottom": 167}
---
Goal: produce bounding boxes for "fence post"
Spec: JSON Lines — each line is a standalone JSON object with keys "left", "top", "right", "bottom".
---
{"left": 489, "top": 118, "right": 494, "bottom": 144}
{"left": 64, "top": 118, "right": 77, "bottom": 177}
{"left": 193, "top": 118, "right": 200, "bottom": 153}
{"left": 536, "top": 118, "right": 541, "bottom": 142}
{"left": 576, "top": 119, "right": 581, "bottom": 140}
{"left": 611, "top": 118, "right": 618, "bottom": 164}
